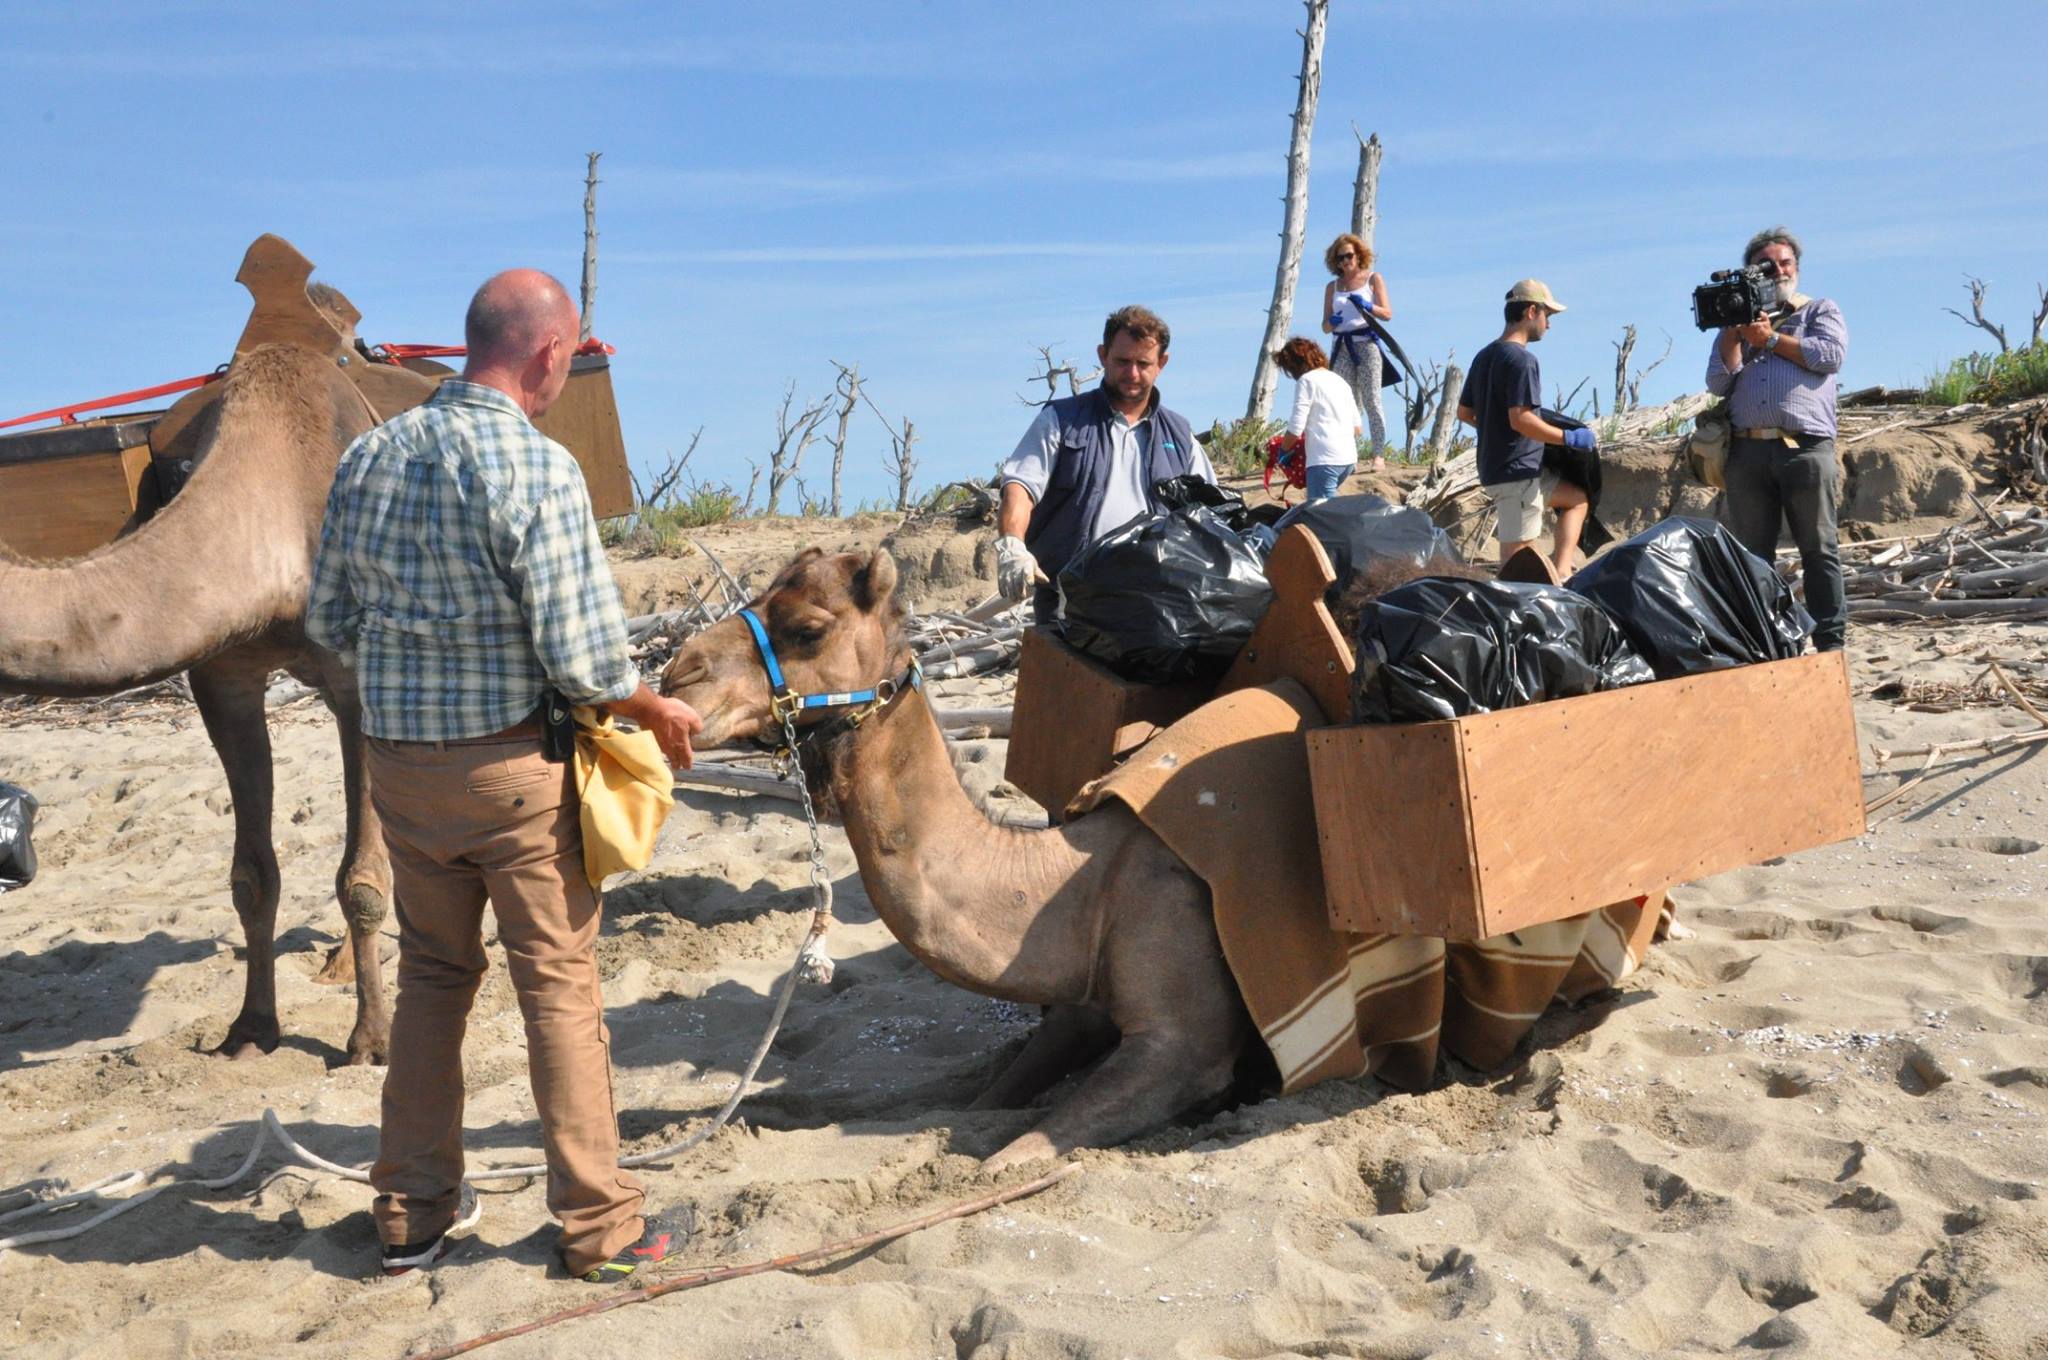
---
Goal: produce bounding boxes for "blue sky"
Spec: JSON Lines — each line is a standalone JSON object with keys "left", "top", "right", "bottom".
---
{"left": 4, "top": 1, "right": 2045, "bottom": 509}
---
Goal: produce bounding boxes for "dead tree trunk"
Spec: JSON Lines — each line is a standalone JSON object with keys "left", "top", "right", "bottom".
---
{"left": 2033, "top": 284, "right": 2047, "bottom": 348}
{"left": 1350, "top": 127, "right": 1381, "bottom": 247}
{"left": 828, "top": 362, "right": 861, "bottom": 517}
{"left": 1427, "top": 359, "right": 1464, "bottom": 463}
{"left": 887, "top": 419, "right": 918, "bottom": 511}
{"left": 579, "top": 152, "right": 601, "bottom": 343}
{"left": 1945, "top": 276, "right": 2010, "bottom": 354}
{"left": 765, "top": 384, "right": 830, "bottom": 517}
{"left": 1247, "top": 0, "right": 1328, "bottom": 423}
{"left": 1612, "top": 325, "right": 1637, "bottom": 416}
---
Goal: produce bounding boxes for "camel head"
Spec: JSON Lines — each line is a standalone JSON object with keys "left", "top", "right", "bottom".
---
{"left": 661, "top": 547, "right": 906, "bottom": 751}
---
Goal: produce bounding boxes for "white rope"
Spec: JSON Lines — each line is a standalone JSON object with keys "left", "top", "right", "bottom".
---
{"left": 0, "top": 885, "right": 834, "bottom": 1260}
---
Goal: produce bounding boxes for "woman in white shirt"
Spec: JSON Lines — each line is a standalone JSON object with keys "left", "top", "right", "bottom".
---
{"left": 1274, "top": 336, "right": 1363, "bottom": 503}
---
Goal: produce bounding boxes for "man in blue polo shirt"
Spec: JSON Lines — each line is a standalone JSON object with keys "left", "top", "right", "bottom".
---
{"left": 995, "top": 305, "right": 1218, "bottom": 623}
{"left": 1457, "top": 279, "right": 1595, "bottom": 577}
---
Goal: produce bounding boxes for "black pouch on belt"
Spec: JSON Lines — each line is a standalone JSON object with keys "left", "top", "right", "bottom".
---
{"left": 540, "top": 688, "right": 575, "bottom": 764}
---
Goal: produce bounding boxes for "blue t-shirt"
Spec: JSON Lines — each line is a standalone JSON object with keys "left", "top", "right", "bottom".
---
{"left": 1460, "top": 339, "right": 1544, "bottom": 485}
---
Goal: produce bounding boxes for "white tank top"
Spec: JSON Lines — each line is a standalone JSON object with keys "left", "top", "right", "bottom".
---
{"left": 1331, "top": 275, "right": 1377, "bottom": 333}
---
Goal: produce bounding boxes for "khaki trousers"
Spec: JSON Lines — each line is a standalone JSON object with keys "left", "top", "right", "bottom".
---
{"left": 366, "top": 734, "right": 643, "bottom": 1274}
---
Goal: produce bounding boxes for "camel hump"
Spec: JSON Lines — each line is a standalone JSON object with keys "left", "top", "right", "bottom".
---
{"left": 231, "top": 234, "right": 348, "bottom": 362}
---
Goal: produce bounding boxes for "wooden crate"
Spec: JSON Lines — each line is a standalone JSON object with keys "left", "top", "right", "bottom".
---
{"left": 1003, "top": 627, "right": 1213, "bottom": 815}
{"left": 0, "top": 419, "right": 156, "bottom": 559}
{"left": 1306, "top": 651, "right": 1865, "bottom": 939}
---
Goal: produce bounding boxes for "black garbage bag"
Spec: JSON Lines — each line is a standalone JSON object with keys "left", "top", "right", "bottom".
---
{"left": 1539, "top": 407, "right": 1613, "bottom": 553}
{"left": 1059, "top": 506, "right": 1274, "bottom": 684}
{"left": 1565, "top": 517, "right": 1812, "bottom": 678}
{"left": 1352, "top": 578, "right": 1654, "bottom": 723}
{"left": 0, "top": 782, "right": 37, "bottom": 892}
{"left": 1273, "top": 493, "right": 1463, "bottom": 606}
{"left": 1153, "top": 474, "right": 1254, "bottom": 535}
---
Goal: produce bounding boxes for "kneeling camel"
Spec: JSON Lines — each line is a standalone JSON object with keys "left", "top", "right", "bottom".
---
{"left": 662, "top": 548, "right": 1254, "bottom": 1171}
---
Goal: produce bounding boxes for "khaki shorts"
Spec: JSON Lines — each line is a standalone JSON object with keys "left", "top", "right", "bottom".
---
{"left": 1483, "top": 468, "right": 1561, "bottom": 543}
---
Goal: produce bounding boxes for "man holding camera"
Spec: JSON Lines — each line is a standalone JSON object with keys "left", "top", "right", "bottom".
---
{"left": 1456, "top": 280, "right": 1594, "bottom": 577}
{"left": 1705, "top": 227, "right": 1850, "bottom": 652}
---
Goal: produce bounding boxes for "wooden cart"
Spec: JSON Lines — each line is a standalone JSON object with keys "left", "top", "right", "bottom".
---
{"left": 0, "top": 234, "right": 634, "bottom": 562}
{"left": 1007, "top": 525, "right": 1867, "bottom": 939}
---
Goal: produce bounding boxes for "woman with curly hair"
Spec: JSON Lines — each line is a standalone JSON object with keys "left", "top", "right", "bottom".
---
{"left": 1320, "top": 232, "right": 1391, "bottom": 470}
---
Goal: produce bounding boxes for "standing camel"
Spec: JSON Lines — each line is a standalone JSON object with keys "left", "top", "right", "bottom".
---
{"left": 0, "top": 341, "right": 393, "bottom": 1064}
{"left": 661, "top": 548, "right": 1254, "bottom": 1170}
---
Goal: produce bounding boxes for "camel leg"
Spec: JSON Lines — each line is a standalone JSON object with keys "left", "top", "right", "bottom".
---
{"left": 189, "top": 659, "right": 282, "bottom": 1060}
{"left": 970, "top": 1004, "right": 1117, "bottom": 1111}
{"left": 982, "top": 1024, "right": 1243, "bottom": 1174}
{"left": 321, "top": 664, "right": 391, "bottom": 1065}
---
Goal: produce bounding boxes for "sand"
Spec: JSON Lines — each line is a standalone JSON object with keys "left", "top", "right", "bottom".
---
{"left": 4, "top": 547, "right": 2048, "bottom": 1359}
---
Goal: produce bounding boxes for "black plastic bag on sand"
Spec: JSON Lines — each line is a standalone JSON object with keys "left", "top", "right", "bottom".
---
{"left": 1059, "top": 507, "right": 1274, "bottom": 685}
{"left": 1352, "top": 578, "right": 1654, "bottom": 723}
{"left": 1566, "top": 517, "right": 1812, "bottom": 679}
{"left": 1, "top": 782, "right": 38, "bottom": 892}
{"left": 1153, "top": 475, "right": 1255, "bottom": 535}
{"left": 1275, "top": 494, "right": 1462, "bottom": 605}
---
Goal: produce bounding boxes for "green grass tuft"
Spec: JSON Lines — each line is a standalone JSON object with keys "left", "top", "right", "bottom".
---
{"left": 1204, "top": 417, "right": 1286, "bottom": 478}
{"left": 1923, "top": 342, "right": 2048, "bottom": 406}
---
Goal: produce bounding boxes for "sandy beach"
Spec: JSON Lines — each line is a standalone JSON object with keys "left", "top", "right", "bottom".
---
{"left": 4, "top": 517, "right": 2047, "bottom": 1360}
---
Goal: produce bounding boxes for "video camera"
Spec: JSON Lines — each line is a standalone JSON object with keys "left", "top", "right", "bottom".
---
{"left": 1691, "top": 259, "right": 1787, "bottom": 331}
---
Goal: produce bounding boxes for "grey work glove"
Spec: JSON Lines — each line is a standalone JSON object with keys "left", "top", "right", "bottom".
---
{"left": 996, "top": 535, "right": 1042, "bottom": 603}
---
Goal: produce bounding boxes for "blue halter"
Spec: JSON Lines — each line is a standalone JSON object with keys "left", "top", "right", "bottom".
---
{"left": 738, "top": 607, "right": 921, "bottom": 750}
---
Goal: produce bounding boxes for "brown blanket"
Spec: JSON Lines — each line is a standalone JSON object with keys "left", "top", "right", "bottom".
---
{"left": 1068, "top": 681, "right": 1660, "bottom": 1094}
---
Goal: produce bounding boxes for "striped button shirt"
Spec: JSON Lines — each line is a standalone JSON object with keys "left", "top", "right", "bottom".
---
{"left": 305, "top": 380, "right": 637, "bottom": 741}
{"left": 1704, "top": 297, "right": 1848, "bottom": 438}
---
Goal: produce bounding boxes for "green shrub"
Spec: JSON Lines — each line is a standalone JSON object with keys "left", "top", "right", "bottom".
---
{"left": 1204, "top": 417, "right": 1286, "bottom": 478}
{"left": 1924, "top": 342, "right": 2048, "bottom": 406}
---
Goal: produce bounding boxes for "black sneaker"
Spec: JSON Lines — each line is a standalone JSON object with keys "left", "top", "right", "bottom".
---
{"left": 575, "top": 1206, "right": 695, "bottom": 1283}
{"left": 380, "top": 1181, "right": 480, "bottom": 1277}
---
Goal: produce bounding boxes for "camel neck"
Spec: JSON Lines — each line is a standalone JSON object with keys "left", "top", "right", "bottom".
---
{"left": 825, "top": 677, "right": 1099, "bottom": 1004}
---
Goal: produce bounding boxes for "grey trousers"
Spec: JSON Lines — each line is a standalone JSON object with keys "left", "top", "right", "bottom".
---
{"left": 1722, "top": 434, "right": 1846, "bottom": 651}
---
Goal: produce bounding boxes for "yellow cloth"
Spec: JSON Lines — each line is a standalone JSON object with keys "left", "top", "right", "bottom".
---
{"left": 571, "top": 706, "right": 675, "bottom": 888}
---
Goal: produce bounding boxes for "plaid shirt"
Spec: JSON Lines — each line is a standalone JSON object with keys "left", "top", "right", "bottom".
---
{"left": 305, "top": 381, "right": 637, "bottom": 741}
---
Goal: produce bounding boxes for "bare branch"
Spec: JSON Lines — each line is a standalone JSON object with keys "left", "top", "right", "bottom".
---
{"left": 2033, "top": 283, "right": 2047, "bottom": 348}
{"left": 1400, "top": 356, "right": 1445, "bottom": 459}
{"left": 631, "top": 427, "right": 704, "bottom": 508}
{"left": 1943, "top": 275, "right": 2010, "bottom": 354}
{"left": 1627, "top": 330, "right": 1673, "bottom": 410}
{"left": 764, "top": 383, "right": 831, "bottom": 517}
{"left": 1018, "top": 345, "right": 1101, "bottom": 407}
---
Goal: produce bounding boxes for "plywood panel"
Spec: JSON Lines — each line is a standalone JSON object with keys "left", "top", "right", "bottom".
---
{"left": 0, "top": 446, "right": 152, "bottom": 559}
{"left": 1460, "top": 651, "right": 1863, "bottom": 934}
{"left": 1219, "top": 524, "right": 1354, "bottom": 722}
{"left": 1005, "top": 628, "right": 1211, "bottom": 815}
{"left": 533, "top": 358, "right": 633, "bottom": 520}
{"left": 1308, "top": 652, "right": 1864, "bottom": 938}
{"left": 1308, "top": 721, "right": 1479, "bottom": 935}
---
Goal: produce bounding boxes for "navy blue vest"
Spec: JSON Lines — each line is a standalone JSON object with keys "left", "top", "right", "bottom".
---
{"left": 1023, "top": 388, "right": 1199, "bottom": 579}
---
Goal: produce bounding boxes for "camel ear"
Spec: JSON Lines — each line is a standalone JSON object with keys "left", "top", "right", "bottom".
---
{"left": 854, "top": 550, "right": 898, "bottom": 611}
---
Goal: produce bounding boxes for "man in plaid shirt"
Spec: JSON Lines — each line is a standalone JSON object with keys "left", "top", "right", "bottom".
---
{"left": 308, "top": 269, "right": 701, "bottom": 1283}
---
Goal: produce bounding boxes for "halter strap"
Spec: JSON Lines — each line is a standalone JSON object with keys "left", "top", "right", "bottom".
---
{"left": 738, "top": 608, "right": 922, "bottom": 752}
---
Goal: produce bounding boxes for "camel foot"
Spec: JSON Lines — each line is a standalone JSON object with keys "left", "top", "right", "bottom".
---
{"left": 209, "top": 1009, "right": 280, "bottom": 1060}
{"left": 344, "top": 1023, "right": 390, "bottom": 1067}
{"left": 981, "top": 1130, "right": 1061, "bottom": 1176}
{"left": 313, "top": 943, "right": 357, "bottom": 985}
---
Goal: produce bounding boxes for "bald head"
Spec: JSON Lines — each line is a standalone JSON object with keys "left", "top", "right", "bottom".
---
{"left": 464, "top": 269, "right": 578, "bottom": 370}
{"left": 461, "top": 269, "right": 580, "bottom": 416}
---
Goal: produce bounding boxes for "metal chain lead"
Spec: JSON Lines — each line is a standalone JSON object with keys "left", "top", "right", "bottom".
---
{"left": 779, "top": 707, "right": 836, "bottom": 985}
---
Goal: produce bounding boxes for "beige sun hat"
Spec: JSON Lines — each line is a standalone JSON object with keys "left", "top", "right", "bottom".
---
{"left": 1506, "top": 279, "right": 1567, "bottom": 313}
